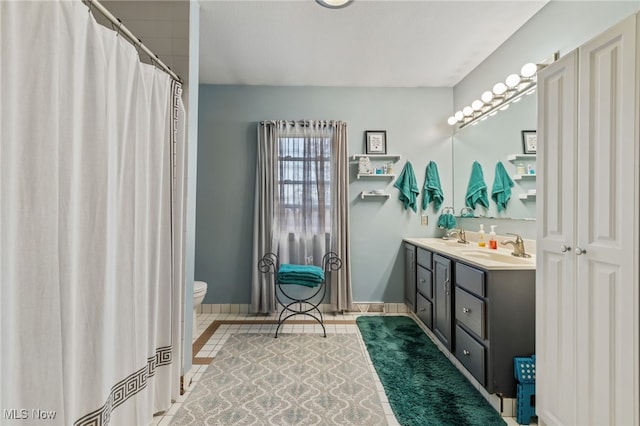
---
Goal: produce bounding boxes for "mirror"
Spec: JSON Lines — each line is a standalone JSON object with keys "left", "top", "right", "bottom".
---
{"left": 452, "top": 92, "right": 537, "bottom": 220}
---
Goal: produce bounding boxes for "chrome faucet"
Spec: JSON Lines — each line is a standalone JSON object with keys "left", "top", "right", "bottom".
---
{"left": 446, "top": 228, "right": 469, "bottom": 244}
{"left": 501, "top": 233, "right": 531, "bottom": 258}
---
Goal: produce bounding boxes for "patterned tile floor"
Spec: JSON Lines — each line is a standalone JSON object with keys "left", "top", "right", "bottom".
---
{"left": 151, "top": 312, "right": 527, "bottom": 426}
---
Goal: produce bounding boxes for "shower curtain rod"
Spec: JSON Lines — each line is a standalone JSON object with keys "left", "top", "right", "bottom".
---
{"left": 83, "top": 0, "right": 183, "bottom": 83}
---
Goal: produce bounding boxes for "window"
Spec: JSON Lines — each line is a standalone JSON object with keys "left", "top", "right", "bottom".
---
{"left": 277, "top": 136, "right": 332, "bottom": 234}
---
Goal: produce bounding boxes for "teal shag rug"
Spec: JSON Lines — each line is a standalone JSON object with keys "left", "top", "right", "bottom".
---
{"left": 356, "top": 316, "right": 506, "bottom": 426}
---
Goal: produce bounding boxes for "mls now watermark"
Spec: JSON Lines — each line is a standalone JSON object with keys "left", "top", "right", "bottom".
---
{"left": 4, "top": 409, "right": 57, "bottom": 420}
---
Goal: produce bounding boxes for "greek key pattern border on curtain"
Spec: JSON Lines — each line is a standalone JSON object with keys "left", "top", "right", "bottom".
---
{"left": 73, "top": 346, "right": 173, "bottom": 426}
{"left": 171, "top": 80, "right": 182, "bottom": 181}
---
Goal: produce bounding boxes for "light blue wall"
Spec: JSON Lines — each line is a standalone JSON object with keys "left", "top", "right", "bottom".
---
{"left": 196, "top": 86, "right": 452, "bottom": 304}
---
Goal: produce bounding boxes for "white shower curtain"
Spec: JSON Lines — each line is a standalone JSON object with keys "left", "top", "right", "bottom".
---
{"left": 1, "top": 2, "right": 184, "bottom": 426}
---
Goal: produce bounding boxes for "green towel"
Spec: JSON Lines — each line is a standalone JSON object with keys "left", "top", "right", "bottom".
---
{"left": 422, "top": 161, "right": 444, "bottom": 211}
{"left": 437, "top": 213, "right": 457, "bottom": 230}
{"left": 465, "top": 161, "right": 489, "bottom": 209}
{"left": 393, "top": 161, "right": 420, "bottom": 212}
{"left": 277, "top": 264, "right": 325, "bottom": 287}
{"left": 491, "top": 161, "right": 514, "bottom": 212}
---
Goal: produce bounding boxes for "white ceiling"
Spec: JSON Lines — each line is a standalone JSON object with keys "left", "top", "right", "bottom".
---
{"left": 97, "top": 0, "right": 549, "bottom": 88}
{"left": 198, "top": 0, "right": 549, "bottom": 87}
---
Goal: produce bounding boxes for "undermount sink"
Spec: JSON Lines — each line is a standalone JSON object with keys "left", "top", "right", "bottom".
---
{"left": 456, "top": 249, "right": 533, "bottom": 265}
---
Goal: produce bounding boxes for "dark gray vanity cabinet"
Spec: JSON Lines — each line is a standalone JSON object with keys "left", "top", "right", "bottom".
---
{"left": 453, "top": 262, "right": 535, "bottom": 397}
{"left": 404, "top": 243, "right": 416, "bottom": 312}
{"left": 433, "top": 253, "right": 453, "bottom": 351}
{"left": 415, "top": 248, "right": 434, "bottom": 329}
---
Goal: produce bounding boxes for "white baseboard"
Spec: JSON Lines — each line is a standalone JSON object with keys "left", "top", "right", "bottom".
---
{"left": 197, "top": 302, "right": 410, "bottom": 315}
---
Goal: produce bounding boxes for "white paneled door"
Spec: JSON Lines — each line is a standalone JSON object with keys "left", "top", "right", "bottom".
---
{"left": 537, "top": 13, "right": 639, "bottom": 426}
{"left": 536, "top": 48, "right": 579, "bottom": 426}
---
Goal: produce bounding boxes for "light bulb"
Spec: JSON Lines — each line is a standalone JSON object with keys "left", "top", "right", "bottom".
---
{"left": 521, "top": 62, "right": 537, "bottom": 78}
{"left": 471, "top": 100, "right": 484, "bottom": 111}
{"left": 454, "top": 111, "right": 464, "bottom": 121}
{"left": 505, "top": 73, "right": 521, "bottom": 88}
{"left": 481, "top": 91, "right": 494, "bottom": 103}
{"left": 316, "top": 0, "right": 354, "bottom": 8}
{"left": 447, "top": 116, "right": 457, "bottom": 125}
{"left": 463, "top": 106, "right": 474, "bottom": 116}
{"left": 493, "top": 82, "right": 507, "bottom": 95}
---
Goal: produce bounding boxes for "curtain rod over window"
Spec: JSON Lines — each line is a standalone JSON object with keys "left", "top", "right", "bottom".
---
{"left": 83, "top": 0, "right": 183, "bottom": 83}
{"left": 260, "top": 120, "right": 344, "bottom": 126}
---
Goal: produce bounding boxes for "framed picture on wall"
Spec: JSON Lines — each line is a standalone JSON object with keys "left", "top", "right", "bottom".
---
{"left": 521, "top": 130, "right": 537, "bottom": 154}
{"left": 365, "top": 130, "right": 387, "bottom": 154}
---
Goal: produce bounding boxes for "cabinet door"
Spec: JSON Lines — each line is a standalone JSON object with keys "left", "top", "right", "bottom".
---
{"left": 536, "top": 49, "right": 579, "bottom": 425}
{"left": 404, "top": 243, "right": 416, "bottom": 311}
{"left": 433, "top": 254, "right": 452, "bottom": 350}
{"left": 575, "top": 14, "right": 638, "bottom": 425}
{"left": 537, "top": 13, "right": 639, "bottom": 426}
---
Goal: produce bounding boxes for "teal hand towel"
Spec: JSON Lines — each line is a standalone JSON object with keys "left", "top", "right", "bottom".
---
{"left": 491, "top": 161, "right": 515, "bottom": 212}
{"left": 422, "top": 161, "right": 444, "bottom": 210}
{"left": 437, "top": 213, "right": 457, "bottom": 230}
{"left": 393, "top": 161, "right": 420, "bottom": 212}
{"left": 465, "top": 161, "right": 490, "bottom": 209}
{"left": 277, "top": 264, "right": 324, "bottom": 287}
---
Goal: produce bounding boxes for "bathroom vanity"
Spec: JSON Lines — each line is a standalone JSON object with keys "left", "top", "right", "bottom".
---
{"left": 403, "top": 237, "right": 535, "bottom": 398}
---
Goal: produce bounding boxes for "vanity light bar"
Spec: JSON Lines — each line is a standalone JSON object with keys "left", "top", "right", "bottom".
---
{"left": 448, "top": 53, "right": 559, "bottom": 129}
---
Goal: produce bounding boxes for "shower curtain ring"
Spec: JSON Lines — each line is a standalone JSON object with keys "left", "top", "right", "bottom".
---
{"left": 86, "top": 0, "right": 93, "bottom": 13}
{"left": 116, "top": 19, "right": 123, "bottom": 37}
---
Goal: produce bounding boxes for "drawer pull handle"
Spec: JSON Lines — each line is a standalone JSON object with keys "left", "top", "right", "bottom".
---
{"left": 462, "top": 307, "right": 471, "bottom": 313}
{"left": 463, "top": 349, "right": 471, "bottom": 356}
{"left": 420, "top": 278, "right": 426, "bottom": 283}
{"left": 419, "top": 307, "right": 426, "bottom": 312}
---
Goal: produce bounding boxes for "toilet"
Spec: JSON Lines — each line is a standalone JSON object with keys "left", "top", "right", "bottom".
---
{"left": 193, "top": 280, "right": 208, "bottom": 335}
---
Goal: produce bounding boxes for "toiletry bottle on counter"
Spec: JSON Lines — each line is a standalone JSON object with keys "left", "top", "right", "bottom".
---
{"left": 478, "top": 224, "right": 486, "bottom": 247}
{"left": 516, "top": 162, "right": 526, "bottom": 175}
{"left": 489, "top": 225, "right": 497, "bottom": 249}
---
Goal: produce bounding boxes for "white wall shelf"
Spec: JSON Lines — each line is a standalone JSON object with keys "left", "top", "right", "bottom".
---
{"left": 357, "top": 173, "right": 396, "bottom": 179}
{"left": 360, "top": 192, "right": 390, "bottom": 200}
{"left": 518, "top": 193, "right": 537, "bottom": 200}
{"left": 508, "top": 154, "right": 536, "bottom": 161}
{"left": 513, "top": 173, "right": 537, "bottom": 181}
{"left": 351, "top": 154, "right": 401, "bottom": 161}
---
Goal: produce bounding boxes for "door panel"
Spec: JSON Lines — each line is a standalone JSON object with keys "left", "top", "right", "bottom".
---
{"left": 433, "top": 254, "right": 452, "bottom": 350}
{"left": 536, "top": 49, "right": 578, "bottom": 425}
{"left": 576, "top": 15, "right": 638, "bottom": 425}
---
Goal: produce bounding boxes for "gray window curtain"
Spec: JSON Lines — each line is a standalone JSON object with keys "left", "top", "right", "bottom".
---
{"left": 251, "top": 120, "right": 352, "bottom": 313}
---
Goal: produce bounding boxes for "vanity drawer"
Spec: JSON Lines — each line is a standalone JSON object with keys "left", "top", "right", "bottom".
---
{"left": 417, "top": 248, "right": 432, "bottom": 269}
{"left": 455, "top": 287, "right": 485, "bottom": 339}
{"left": 417, "top": 266, "right": 433, "bottom": 299}
{"left": 455, "top": 262, "right": 485, "bottom": 297}
{"left": 416, "top": 292, "right": 433, "bottom": 330}
{"left": 455, "top": 325, "right": 486, "bottom": 386}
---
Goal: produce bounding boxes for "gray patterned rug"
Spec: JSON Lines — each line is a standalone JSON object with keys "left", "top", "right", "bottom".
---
{"left": 170, "top": 334, "right": 388, "bottom": 426}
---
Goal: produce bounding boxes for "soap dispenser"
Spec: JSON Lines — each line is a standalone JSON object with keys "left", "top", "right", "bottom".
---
{"left": 478, "top": 224, "right": 486, "bottom": 247}
{"left": 489, "top": 225, "right": 497, "bottom": 249}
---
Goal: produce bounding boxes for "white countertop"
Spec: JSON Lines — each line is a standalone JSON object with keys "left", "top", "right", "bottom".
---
{"left": 404, "top": 237, "right": 536, "bottom": 271}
